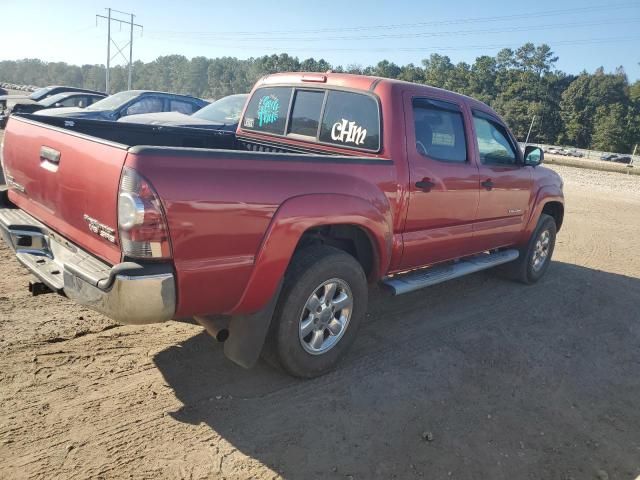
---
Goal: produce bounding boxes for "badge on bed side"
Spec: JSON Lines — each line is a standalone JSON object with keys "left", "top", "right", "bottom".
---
{"left": 83, "top": 214, "right": 116, "bottom": 243}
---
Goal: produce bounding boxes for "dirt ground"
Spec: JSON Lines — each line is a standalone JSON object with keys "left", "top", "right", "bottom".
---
{"left": 1, "top": 145, "right": 639, "bottom": 479}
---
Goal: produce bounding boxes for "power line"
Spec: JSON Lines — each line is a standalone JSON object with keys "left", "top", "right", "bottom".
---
{"left": 96, "top": 8, "right": 143, "bottom": 92}
{"left": 146, "top": 17, "right": 640, "bottom": 43}
{"left": 147, "top": 2, "right": 639, "bottom": 37}
{"left": 143, "top": 35, "right": 640, "bottom": 54}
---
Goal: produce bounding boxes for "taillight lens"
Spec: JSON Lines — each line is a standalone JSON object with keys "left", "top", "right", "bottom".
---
{"left": 118, "top": 167, "right": 171, "bottom": 259}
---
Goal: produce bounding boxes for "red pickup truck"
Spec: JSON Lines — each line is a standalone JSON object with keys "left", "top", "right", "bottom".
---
{"left": 0, "top": 72, "right": 564, "bottom": 377}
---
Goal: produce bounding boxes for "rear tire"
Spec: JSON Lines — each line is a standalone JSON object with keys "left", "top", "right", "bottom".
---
{"left": 265, "top": 245, "right": 368, "bottom": 378}
{"left": 498, "top": 213, "right": 557, "bottom": 284}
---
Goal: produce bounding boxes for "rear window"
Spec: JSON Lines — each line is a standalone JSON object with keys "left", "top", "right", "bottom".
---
{"left": 242, "top": 86, "right": 381, "bottom": 152}
{"left": 242, "top": 87, "right": 291, "bottom": 135}
{"left": 319, "top": 91, "right": 380, "bottom": 151}
{"left": 288, "top": 90, "right": 324, "bottom": 137}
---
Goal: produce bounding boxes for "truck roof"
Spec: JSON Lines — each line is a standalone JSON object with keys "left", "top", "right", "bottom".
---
{"left": 258, "top": 72, "right": 497, "bottom": 117}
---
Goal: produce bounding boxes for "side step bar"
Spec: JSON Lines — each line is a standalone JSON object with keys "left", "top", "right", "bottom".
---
{"left": 383, "top": 249, "right": 519, "bottom": 295}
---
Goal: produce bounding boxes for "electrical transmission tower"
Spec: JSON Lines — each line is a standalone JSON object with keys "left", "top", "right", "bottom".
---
{"left": 96, "top": 8, "right": 143, "bottom": 93}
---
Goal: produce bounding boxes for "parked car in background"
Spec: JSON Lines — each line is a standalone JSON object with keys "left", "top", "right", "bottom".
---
{"left": 612, "top": 155, "right": 632, "bottom": 164}
{"left": 600, "top": 154, "right": 632, "bottom": 164}
{"left": 0, "top": 87, "right": 7, "bottom": 96}
{"left": 0, "top": 91, "right": 107, "bottom": 128}
{"left": 565, "top": 149, "right": 584, "bottom": 158}
{"left": 35, "top": 90, "right": 209, "bottom": 121}
{"left": 546, "top": 147, "right": 561, "bottom": 155}
{"left": 119, "top": 93, "right": 248, "bottom": 131}
{"left": 0, "top": 85, "right": 105, "bottom": 111}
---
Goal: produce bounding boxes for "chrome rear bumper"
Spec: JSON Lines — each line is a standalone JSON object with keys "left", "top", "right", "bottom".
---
{"left": 0, "top": 197, "right": 175, "bottom": 325}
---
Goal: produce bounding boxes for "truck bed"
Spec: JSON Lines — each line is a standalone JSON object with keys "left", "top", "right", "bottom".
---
{"left": 14, "top": 113, "right": 237, "bottom": 150}
{"left": 12, "top": 113, "right": 355, "bottom": 156}
{"left": 2, "top": 113, "right": 396, "bottom": 317}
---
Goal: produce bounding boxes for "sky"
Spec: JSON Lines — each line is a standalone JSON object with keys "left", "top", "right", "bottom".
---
{"left": 2, "top": 0, "right": 639, "bottom": 80}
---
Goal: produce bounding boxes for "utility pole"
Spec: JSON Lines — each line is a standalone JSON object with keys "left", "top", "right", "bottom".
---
{"left": 525, "top": 115, "right": 536, "bottom": 145}
{"left": 106, "top": 8, "right": 111, "bottom": 92}
{"left": 96, "top": 8, "right": 143, "bottom": 93}
{"left": 128, "top": 13, "right": 134, "bottom": 90}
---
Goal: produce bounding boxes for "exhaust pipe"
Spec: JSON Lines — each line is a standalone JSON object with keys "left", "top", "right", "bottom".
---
{"left": 194, "top": 315, "right": 230, "bottom": 343}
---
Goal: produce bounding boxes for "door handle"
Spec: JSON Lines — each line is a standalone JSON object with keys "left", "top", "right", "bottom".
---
{"left": 415, "top": 178, "right": 436, "bottom": 191}
{"left": 481, "top": 179, "right": 494, "bottom": 191}
{"left": 40, "top": 146, "right": 61, "bottom": 164}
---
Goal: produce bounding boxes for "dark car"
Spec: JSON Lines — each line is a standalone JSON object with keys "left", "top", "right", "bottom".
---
{"left": 612, "top": 155, "right": 632, "bottom": 164}
{"left": 601, "top": 154, "right": 632, "bottom": 164}
{"left": 0, "top": 85, "right": 105, "bottom": 111}
{"left": 119, "top": 93, "right": 248, "bottom": 131}
{"left": 0, "top": 91, "right": 107, "bottom": 128}
{"left": 35, "top": 90, "right": 209, "bottom": 122}
{"left": 0, "top": 87, "right": 7, "bottom": 96}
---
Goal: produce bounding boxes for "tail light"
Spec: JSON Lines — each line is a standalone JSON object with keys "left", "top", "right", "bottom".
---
{"left": 118, "top": 167, "right": 171, "bottom": 259}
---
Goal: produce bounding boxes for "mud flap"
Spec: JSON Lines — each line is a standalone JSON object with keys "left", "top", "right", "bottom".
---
{"left": 0, "top": 186, "right": 9, "bottom": 207}
{"left": 223, "top": 282, "right": 283, "bottom": 369}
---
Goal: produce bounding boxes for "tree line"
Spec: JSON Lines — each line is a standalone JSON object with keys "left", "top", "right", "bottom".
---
{"left": 1, "top": 43, "right": 639, "bottom": 152}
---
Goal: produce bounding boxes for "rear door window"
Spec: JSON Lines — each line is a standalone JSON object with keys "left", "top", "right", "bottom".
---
{"left": 59, "top": 96, "right": 83, "bottom": 107}
{"left": 319, "top": 91, "right": 380, "bottom": 151}
{"left": 170, "top": 99, "right": 195, "bottom": 114}
{"left": 124, "top": 97, "right": 164, "bottom": 116}
{"left": 242, "top": 87, "right": 292, "bottom": 135}
{"left": 413, "top": 98, "right": 467, "bottom": 163}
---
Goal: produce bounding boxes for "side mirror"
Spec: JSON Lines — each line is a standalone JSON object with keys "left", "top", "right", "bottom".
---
{"left": 524, "top": 145, "right": 544, "bottom": 166}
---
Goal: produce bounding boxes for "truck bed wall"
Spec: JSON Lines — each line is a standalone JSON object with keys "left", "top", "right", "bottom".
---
{"left": 125, "top": 148, "right": 398, "bottom": 317}
{"left": 12, "top": 113, "right": 237, "bottom": 150}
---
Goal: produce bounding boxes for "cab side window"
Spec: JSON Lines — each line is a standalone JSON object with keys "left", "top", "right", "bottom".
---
{"left": 413, "top": 98, "right": 467, "bottom": 163}
{"left": 170, "top": 99, "right": 195, "bottom": 114}
{"left": 473, "top": 113, "right": 518, "bottom": 165}
{"left": 59, "top": 96, "right": 82, "bottom": 107}
{"left": 124, "top": 97, "right": 164, "bottom": 116}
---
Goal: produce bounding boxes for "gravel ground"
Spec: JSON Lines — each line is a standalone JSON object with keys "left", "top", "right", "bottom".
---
{"left": 0, "top": 144, "right": 640, "bottom": 479}
{"left": 550, "top": 164, "right": 640, "bottom": 198}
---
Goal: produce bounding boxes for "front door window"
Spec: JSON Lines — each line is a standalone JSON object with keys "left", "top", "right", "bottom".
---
{"left": 473, "top": 115, "right": 518, "bottom": 165}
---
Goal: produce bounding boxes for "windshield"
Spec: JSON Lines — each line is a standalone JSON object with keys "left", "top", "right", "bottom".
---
{"left": 85, "top": 91, "right": 139, "bottom": 111}
{"left": 193, "top": 94, "right": 248, "bottom": 124}
{"left": 29, "top": 87, "right": 53, "bottom": 101}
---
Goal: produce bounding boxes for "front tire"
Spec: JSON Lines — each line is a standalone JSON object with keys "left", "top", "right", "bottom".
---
{"left": 499, "top": 213, "right": 557, "bottom": 284}
{"left": 266, "top": 245, "right": 368, "bottom": 378}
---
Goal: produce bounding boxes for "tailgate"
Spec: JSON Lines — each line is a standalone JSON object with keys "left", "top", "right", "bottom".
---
{"left": 2, "top": 116, "right": 126, "bottom": 265}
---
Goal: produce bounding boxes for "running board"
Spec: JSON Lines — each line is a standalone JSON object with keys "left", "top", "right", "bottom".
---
{"left": 383, "top": 249, "right": 519, "bottom": 295}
